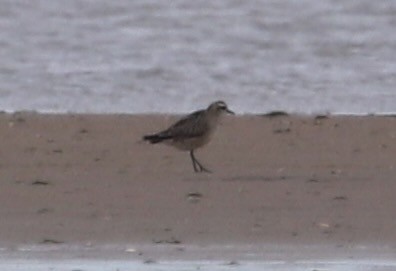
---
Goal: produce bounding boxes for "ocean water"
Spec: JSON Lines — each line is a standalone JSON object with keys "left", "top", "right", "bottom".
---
{"left": 1, "top": 244, "right": 396, "bottom": 271}
{"left": 3, "top": 259, "right": 396, "bottom": 271}
{"left": 0, "top": 0, "right": 396, "bottom": 114}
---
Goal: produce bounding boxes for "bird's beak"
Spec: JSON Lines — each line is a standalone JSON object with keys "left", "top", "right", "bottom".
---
{"left": 226, "top": 108, "right": 235, "bottom": 115}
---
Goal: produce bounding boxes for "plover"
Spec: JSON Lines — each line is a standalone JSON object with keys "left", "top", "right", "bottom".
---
{"left": 143, "top": 101, "right": 234, "bottom": 172}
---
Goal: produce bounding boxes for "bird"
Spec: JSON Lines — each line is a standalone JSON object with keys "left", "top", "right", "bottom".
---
{"left": 143, "top": 101, "right": 234, "bottom": 172}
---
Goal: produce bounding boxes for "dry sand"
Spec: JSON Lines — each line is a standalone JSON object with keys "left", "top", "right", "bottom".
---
{"left": 0, "top": 112, "right": 396, "bottom": 261}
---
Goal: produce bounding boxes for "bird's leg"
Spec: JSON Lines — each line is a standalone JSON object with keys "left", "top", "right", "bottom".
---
{"left": 189, "top": 150, "right": 199, "bottom": 172}
{"left": 190, "top": 150, "right": 211, "bottom": 173}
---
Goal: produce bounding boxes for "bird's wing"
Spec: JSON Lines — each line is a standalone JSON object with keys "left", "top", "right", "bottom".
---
{"left": 162, "top": 110, "right": 208, "bottom": 139}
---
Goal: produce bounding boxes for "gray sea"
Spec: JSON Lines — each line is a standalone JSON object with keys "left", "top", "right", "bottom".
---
{"left": 0, "top": 0, "right": 396, "bottom": 114}
{"left": 1, "top": 244, "right": 396, "bottom": 271}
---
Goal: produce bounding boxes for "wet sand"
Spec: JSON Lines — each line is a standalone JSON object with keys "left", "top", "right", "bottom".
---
{"left": 0, "top": 113, "right": 396, "bottom": 266}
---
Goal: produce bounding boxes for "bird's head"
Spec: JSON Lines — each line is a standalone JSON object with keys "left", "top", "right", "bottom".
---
{"left": 207, "top": 101, "right": 235, "bottom": 115}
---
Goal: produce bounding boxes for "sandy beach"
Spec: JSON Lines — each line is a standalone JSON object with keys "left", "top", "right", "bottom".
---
{"left": 1, "top": 113, "right": 396, "bottom": 268}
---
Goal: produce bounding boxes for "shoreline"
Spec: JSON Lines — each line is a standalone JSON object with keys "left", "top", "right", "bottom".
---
{"left": 4, "top": 110, "right": 396, "bottom": 116}
{"left": 1, "top": 243, "right": 396, "bottom": 271}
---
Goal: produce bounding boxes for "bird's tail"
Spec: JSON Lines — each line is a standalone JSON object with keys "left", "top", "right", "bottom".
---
{"left": 143, "top": 133, "right": 172, "bottom": 144}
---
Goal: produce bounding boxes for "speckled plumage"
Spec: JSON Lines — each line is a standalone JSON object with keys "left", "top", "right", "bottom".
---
{"left": 143, "top": 101, "right": 234, "bottom": 172}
